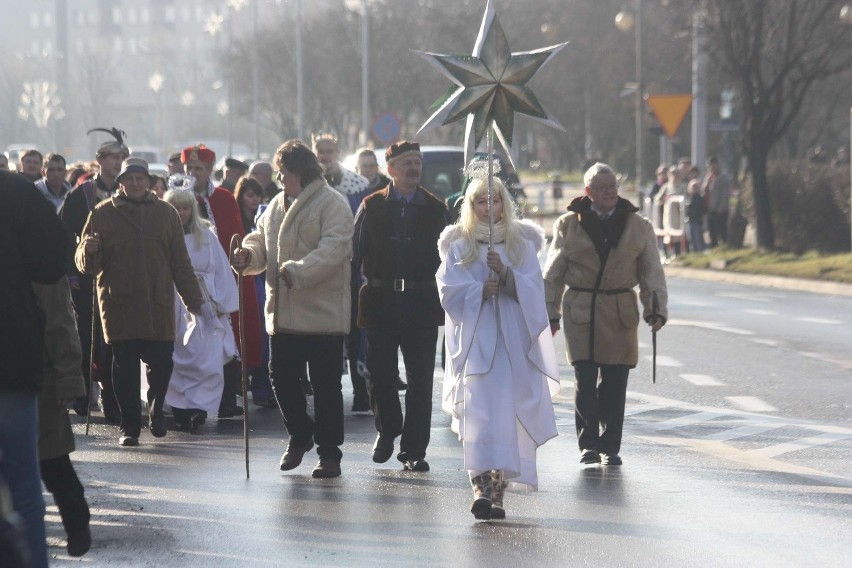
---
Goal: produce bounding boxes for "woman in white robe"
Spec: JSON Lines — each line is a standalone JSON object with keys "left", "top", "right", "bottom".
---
{"left": 437, "top": 177, "right": 560, "bottom": 521}
{"left": 163, "top": 189, "right": 239, "bottom": 431}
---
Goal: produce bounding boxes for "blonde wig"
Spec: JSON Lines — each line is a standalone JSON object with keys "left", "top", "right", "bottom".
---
{"left": 457, "top": 177, "right": 525, "bottom": 267}
{"left": 163, "top": 189, "right": 213, "bottom": 249}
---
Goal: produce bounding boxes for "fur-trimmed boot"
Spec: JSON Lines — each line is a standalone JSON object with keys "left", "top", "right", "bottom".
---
{"left": 470, "top": 473, "right": 492, "bottom": 520}
{"left": 490, "top": 470, "right": 508, "bottom": 519}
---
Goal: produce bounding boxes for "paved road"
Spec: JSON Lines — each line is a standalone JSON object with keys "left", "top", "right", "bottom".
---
{"left": 47, "top": 271, "right": 851, "bottom": 567}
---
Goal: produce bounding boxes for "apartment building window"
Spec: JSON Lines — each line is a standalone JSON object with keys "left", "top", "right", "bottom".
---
{"left": 113, "top": 7, "right": 122, "bottom": 24}
{"left": 164, "top": 6, "right": 176, "bottom": 23}
{"left": 30, "top": 13, "right": 40, "bottom": 28}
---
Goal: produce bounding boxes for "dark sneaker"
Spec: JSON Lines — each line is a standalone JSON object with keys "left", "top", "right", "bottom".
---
{"left": 371, "top": 434, "right": 394, "bottom": 463}
{"left": 402, "top": 459, "right": 430, "bottom": 472}
{"left": 311, "top": 458, "right": 342, "bottom": 478}
{"left": 218, "top": 405, "right": 244, "bottom": 419}
{"left": 279, "top": 440, "right": 314, "bottom": 471}
{"left": 600, "top": 453, "right": 623, "bottom": 466}
{"left": 580, "top": 449, "right": 601, "bottom": 464}
{"left": 471, "top": 498, "right": 492, "bottom": 520}
{"left": 119, "top": 436, "right": 138, "bottom": 447}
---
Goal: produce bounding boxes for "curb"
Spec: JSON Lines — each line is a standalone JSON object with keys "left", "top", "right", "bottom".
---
{"left": 664, "top": 266, "right": 852, "bottom": 297}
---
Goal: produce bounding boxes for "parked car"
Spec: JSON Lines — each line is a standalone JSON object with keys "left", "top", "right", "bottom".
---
{"left": 342, "top": 145, "right": 465, "bottom": 200}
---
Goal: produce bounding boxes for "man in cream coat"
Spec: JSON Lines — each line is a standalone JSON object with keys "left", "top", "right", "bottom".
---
{"left": 231, "top": 140, "right": 353, "bottom": 479}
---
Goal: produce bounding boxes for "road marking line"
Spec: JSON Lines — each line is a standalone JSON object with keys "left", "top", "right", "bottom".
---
{"left": 725, "top": 396, "right": 778, "bottom": 413}
{"left": 643, "top": 355, "right": 683, "bottom": 367}
{"left": 750, "top": 338, "right": 780, "bottom": 347}
{"left": 680, "top": 374, "right": 726, "bottom": 387}
{"left": 702, "top": 423, "right": 782, "bottom": 441}
{"left": 668, "top": 319, "right": 755, "bottom": 336}
{"left": 794, "top": 316, "right": 843, "bottom": 325}
{"left": 646, "top": 411, "right": 726, "bottom": 431}
{"left": 744, "top": 309, "right": 777, "bottom": 316}
{"left": 747, "top": 432, "right": 852, "bottom": 459}
{"left": 797, "top": 351, "right": 852, "bottom": 370}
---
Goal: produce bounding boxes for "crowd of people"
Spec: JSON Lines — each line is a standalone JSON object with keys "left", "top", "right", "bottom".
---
{"left": 645, "top": 155, "right": 733, "bottom": 256}
{"left": 1, "top": 132, "right": 668, "bottom": 564}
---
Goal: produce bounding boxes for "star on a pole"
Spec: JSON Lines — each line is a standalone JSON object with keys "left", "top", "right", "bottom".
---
{"left": 416, "top": 0, "right": 568, "bottom": 165}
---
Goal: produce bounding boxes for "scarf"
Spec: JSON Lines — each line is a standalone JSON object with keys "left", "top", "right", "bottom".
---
{"left": 473, "top": 219, "right": 507, "bottom": 244}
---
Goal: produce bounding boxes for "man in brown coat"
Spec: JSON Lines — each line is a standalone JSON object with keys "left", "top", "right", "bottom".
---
{"left": 543, "top": 162, "right": 668, "bottom": 467}
{"left": 75, "top": 158, "right": 204, "bottom": 447}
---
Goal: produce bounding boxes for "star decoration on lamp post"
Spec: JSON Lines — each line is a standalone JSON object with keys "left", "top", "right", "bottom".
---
{"left": 416, "top": 0, "right": 568, "bottom": 166}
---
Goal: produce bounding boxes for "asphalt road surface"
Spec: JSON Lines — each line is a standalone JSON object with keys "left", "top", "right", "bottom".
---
{"left": 49, "top": 271, "right": 851, "bottom": 567}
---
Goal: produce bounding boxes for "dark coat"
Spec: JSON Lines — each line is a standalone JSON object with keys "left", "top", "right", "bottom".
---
{"left": 0, "top": 171, "right": 69, "bottom": 393}
{"left": 354, "top": 185, "right": 448, "bottom": 328}
{"left": 75, "top": 191, "right": 203, "bottom": 343}
{"left": 33, "top": 277, "right": 85, "bottom": 459}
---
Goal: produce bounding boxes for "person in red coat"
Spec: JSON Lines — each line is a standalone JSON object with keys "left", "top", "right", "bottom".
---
{"left": 181, "top": 145, "right": 262, "bottom": 417}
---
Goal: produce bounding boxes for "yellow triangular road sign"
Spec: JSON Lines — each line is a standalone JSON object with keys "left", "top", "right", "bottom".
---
{"left": 647, "top": 94, "right": 693, "bottom": 138}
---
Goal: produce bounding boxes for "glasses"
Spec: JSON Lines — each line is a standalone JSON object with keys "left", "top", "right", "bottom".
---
{"left": 589, "top": 183, "right": 618, "bottom": 192}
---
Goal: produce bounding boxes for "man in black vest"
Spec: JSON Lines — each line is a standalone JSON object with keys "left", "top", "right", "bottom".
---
{"left": 353, "top": 141, "right": 448, "bottom": 472}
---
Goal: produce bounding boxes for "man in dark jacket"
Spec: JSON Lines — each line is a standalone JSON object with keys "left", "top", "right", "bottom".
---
{"left": 61, "top": 137, "right": 128, "bottom": 421}
{"left": 0, "top": 170, "right": 69, "bottom": 568}
{"left": 353, "top": 141, "right": 448, "bottom": 472}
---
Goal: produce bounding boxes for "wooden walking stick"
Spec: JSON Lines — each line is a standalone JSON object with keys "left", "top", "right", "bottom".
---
{"left": 85, "top": 226, "right": 99, "bottom": 436}
{"left": 85, "top": 274, "right": 97, "bottom": 436}
{"left": 229, "top": 234, "right": 250, "bottom": 479}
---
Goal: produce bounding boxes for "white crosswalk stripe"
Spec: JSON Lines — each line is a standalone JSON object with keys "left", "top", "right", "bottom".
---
{"left": 679, "top": 374, "right": 726, "bottom": 386}
{"left": 644, "top": 354, "right": 683, "bottom": 367}
{"left": 646, "top": 411, "right": 726, "bottom": 431}
{"left": 793, "top": 316, "right": 843, "bottom": 325}
{"left": 747, "top": 431, "right": 852, "bottom": 459}
{"left": 701, "top": 423, "right": 782, "bottom": 441}
{"left": 725, "top": 396, "right": 778, "bottom": 412}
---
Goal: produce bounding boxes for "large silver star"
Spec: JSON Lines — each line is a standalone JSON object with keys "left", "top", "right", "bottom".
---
{"left": 416, "top": 0, "right": 568, "bottom": 165}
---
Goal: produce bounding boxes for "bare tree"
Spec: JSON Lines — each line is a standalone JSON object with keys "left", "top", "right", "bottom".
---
{"left": 704, "top": 0, "right": 850, "bottom": 249}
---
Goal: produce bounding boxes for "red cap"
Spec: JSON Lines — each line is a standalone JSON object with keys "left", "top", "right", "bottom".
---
{"left": 180, "top": 144, "right": 216, "bottom": 165}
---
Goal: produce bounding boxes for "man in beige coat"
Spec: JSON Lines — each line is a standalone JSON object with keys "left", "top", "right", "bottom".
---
{"left": 75, "top": 158, "right": 204, "bottom": 447}
{"left": 543, "top": 162, "right": 668, "bottom": 466}
{"left": 232, "top": 140, "right": 354, "bottom": 479}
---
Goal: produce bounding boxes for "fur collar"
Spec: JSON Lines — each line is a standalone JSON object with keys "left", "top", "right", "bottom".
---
{"left": 438, "top": 218, "right": 545, "bottom": 261}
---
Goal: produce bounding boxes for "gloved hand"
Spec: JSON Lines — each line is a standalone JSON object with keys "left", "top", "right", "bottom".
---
{"left": 200, "top": 302, "right": 217, "bottom": 327}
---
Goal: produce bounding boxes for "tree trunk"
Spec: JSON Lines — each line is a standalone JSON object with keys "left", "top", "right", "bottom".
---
{"left": 748, "top": 139, "right": 775, "bottom": 249}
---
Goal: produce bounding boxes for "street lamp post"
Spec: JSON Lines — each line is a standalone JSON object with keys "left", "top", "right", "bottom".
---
{"left": 616, "top": 0, "right": 644, "bottom": 194}
{"left": 148, "top": 72, "right": 165, "bottom": 155}
{"left": 345, "top": 0, "right": 372, "bottom": 146}
{"left": 842, "top": 4, "right": 852, "bottom": 251}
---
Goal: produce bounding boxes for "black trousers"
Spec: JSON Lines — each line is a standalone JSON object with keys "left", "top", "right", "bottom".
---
{"left": 347, "top": 326, "right": 368, "bottom": 404}
{"left": 708, "top": 210, "right": 729, "bottom": 247}
{"left": 269, "top": 334, "right": 344, "bottom": 460}
{"left": 573, "top": 361, "right": 630, "bottom": 455}
{"left": 40, "top": 455, "right": 89, "bottom": 537}
{"left": 70, "top": 282, "right": 118, "bottom": 414}
{"left": 365, "top": 326, "right": 438, "bottom": 462}
{"left": 111, "top": 340, "right": 174, "bottom": 438}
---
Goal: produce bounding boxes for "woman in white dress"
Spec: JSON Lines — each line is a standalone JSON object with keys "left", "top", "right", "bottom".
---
{"left": 438, "top": 177, "right": 560, "bottom": 520}
{"left": 163, "top": 189, "right": 239, "bottom": 431}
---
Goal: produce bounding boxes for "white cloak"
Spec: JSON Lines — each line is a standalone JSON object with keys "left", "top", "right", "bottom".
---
{"left": 166, "top": 229, "right": 239, "bottom": 414}
{"left": 437, "top": 220, "right": 560, "bottom": 490}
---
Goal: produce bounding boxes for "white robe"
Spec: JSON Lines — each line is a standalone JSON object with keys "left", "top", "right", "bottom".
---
{"left": 437, "top": 221, "right": 560, "bottom": 490}
{"left": 166, "top": 229, "right": 239, "bottom": 414}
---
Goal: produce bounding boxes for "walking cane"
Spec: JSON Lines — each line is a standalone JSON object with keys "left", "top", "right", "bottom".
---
{"left": 229, "top": 234, "right": 250, "bottom": 479}
{"left": 651, "top": 291, "right": 659, "bottom": 384}
{"left": 85, "top": 226, "right": 98, "bottom": 436}
{"left": 85, "top": 274, "right": 97, "bottom": 436}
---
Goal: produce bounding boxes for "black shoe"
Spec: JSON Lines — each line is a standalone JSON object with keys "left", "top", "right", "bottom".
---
{"left": 189, "top": 411, "right": 206, "bottom": 433}
{"left": 471, "top": 498, "right": 492, "bottom": 520}
{"left": 351, "top": 397, "right": 370, "bottom": 412}
{"left": 311, "top": 458, "right": 342, "bottom": 478}
{"left": 396, "top": 377, "right": 408, "bottom": 391}
{"left": 147, "top": 403, "right": 167, "bottom": 438}
{"left": 402, "top": 459, "right": 429, "bottom": 472}
{"left": 279, "top": 440, "right": 314, "bottom": 471}
{"left": 580, "top": 449, "right": 601, "bottom": 464}
{"left": 218, "top": 405, "right": 244, "bottom": 419}
{"left": 119, "top": 436, "right": 138, "bottom": 447}
{"left": 371, "top": 434, "right": 394, "bottom": 463}
{"left": 66, "top": 525, "right": 91, "bottom": 557}
{"left": 600, "top": 453, "right": 623, "bottom": 466}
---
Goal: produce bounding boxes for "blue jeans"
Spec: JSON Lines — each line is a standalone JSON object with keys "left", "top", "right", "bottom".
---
{"left": 0, "top": 392, "right": 48, "bottom": 568}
